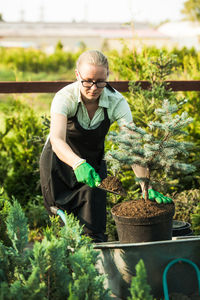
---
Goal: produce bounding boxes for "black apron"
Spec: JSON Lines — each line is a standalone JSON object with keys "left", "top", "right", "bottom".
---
{"left": 39, "top": 104, "right": 110, "bottom": 242}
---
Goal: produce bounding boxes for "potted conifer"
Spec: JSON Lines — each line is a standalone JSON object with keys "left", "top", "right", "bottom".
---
{"left": 105, "top": 99, "right": 196, "bottom": 243}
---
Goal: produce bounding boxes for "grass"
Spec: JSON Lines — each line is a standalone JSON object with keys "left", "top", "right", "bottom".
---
{"left": 0, "top": 94, "right": 51, "bottom": 139}
{"left": 0, "top": 66, "right": 75, "bottom": 130}
{"left": 0, "top": 65, "right": 76, "bottom": 81}
{"left": 0, "top": 93, "right": 52, "bottom": 134}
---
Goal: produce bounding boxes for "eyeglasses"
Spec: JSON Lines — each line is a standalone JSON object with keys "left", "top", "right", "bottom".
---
{"left": 78, "top": 71, "right": 108, "bottom": 88}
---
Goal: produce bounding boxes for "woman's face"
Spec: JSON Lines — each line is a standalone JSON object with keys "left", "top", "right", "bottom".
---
{"left": 75, "top": 63, "right": 108, "bottom": 103}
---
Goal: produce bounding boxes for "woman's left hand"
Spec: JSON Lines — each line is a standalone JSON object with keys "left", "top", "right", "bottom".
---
{"left": 147, "top": 189, "right": 173, "bottom": 204}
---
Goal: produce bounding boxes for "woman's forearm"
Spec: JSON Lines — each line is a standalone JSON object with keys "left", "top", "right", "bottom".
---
{"left": 50, "top": 113, "right": 82, "bottom": 168}
{"left": 50, "top": 136, "right": 81, "bottom": 168}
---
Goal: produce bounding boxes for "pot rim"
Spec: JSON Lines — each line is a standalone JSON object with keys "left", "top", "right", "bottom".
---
{"left": 172, "top": 220, "right": 191, "bottom": 230}
{"left": 111, "top": 200, "right": 175, "bottom": 225}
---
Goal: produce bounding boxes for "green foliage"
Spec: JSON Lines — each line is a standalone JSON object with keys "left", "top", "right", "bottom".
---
{"left": 173, "top": 189, "right": 200, "bottom": 224}
{"left": 128, "top": 259, "right": 153, "bottom": 300}
{"left": 1, "top": 44, "right": 200, "bottom": 81}
{"left": 106, "top": 51, "right": 199, "bottom": 198}
{"left": 0, "top": 200, "right": 32, "bottom": 290}
{"left": 1, "top": 45, "right": 200, "bottom": 240}
{"left": 191, "top": 202, "right": 200, "bottom": 234}
{"left": 55, "top": 40, "right": 64, "bottom": 51}
{"left": 24, "top": 196, "right": 49, "bottom": 230}
{"left": 126, "top": 52, "right": 182, "bottom": 130}
{"left": 181, "top": 0, "right": 200, "bottom": 22}
{"left": 109, "top": 46, "right": 174, "bottom": 81}
{"left": 77, "top": 41, "right": 87, "bottom": 52}
{"left": 105, "top": 49, "right": 200, "bottom": 238}
{"left": 69, "top": 245, "right": 109, "bottom": 299}
{"left": 6, "top": 200, "right": 29, "bottom": 253}
{"left": 0, "top": 195, "right": 12, "bottom": 247}
{"left": 108, "top": 45, "right": 200, "bottom": 81}
{"left": 170, "top": 46, "right": 199, "bottom": 77}
{"left": 177, "top": 91, "right": 200, "bottom": 190}
{"left": 0, "top": 200, "right": 111, "bottom": 300}
{"left": 106, "top": 100, "right": 196, "bottom": 200}
{"left": 0, "top": 193, "right": 48, "bottom": 244}
{"left": 0, "top": 99, "right": 45, "bottom": 205}
{"left": 0, "top": 66, "right": 17, "bottom": 81}
{"left": 0, "top": 47, "right": 79, "bottom": 73}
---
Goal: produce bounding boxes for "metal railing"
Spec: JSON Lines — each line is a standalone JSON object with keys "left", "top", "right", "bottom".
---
{"left": 0, "top": 80, "right": 200, "bottom": 93}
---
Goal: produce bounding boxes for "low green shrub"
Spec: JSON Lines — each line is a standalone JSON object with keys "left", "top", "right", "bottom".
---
{"left": 191, "top": 202, "right": 200, "bottom": 235}
{"left": 173, "top": 189, "right": 200, "bottom": 224}
{"left": 0, "top": 195, "right": 12, "bottom": 247}
{"left": 0, "top": 200, "right": 111, "bottom": 300}
{"left": 128, "top": 259, "right": 154, "bottom": 300}
{"left": 24, "top": 195, "right": 49, "bottom": 230}
{"left": 0, "top": 47, "right": 79, "bottom": 73}
{"left": 108, "top": 50, "right": 200, "bottom": 193}
{"left": 0, "top": 99, "right": 45, "bottom": 206}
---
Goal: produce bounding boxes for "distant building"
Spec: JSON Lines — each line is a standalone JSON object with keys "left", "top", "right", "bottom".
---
{"left": 158, "top": 21, "right": 200, "bottom": 50}
{"left": 0, "top": 21, "right": 170, "bottom": 52}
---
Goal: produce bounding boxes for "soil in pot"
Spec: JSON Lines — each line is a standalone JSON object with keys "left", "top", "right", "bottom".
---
{"left": 101, "top": 175, "right": 175, "bottom": 243}
{"left": 112, "top": 198, "right": 174, "bottom": 220}
{"left": 111, "top": 199, "right": 175, "bottom": 243}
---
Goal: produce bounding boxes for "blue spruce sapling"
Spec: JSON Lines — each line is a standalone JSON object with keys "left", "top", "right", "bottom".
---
{"left": 106, "top": 100, "right": 196, "bottom": 202}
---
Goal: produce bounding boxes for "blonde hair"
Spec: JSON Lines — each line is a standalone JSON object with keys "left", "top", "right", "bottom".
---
{"left": 76, "top": 50, "right": 109, "bottom": 75}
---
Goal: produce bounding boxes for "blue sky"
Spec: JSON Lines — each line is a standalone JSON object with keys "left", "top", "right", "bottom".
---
{"left": 0, "top": 0, "right": 186, "bottom": 24}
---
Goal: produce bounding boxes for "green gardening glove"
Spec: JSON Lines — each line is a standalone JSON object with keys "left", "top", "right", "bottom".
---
{"left": 148, "top": 189, "right": 173, "bottom": 204}
{"left": 74, "top": 162, "right": 101, "bottom": 188}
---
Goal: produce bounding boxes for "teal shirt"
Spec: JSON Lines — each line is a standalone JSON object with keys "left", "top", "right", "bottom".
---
{"left": 51, "top": 81, "right": 133, "bottom": 129}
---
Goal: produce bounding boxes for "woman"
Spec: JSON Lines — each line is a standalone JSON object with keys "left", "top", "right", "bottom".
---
{"left": 40, "top": 50, "right": 171, "bottom": 243}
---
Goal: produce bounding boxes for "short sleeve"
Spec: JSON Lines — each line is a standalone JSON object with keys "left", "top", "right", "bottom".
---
{"left": 50, "top": 82, "right": 79, "bottom": 117}
{"left": 50, "top": 93, "right": 69, "bottom": 116}
{"left": 112, "top": 96, "right": 133, "bottom": 127}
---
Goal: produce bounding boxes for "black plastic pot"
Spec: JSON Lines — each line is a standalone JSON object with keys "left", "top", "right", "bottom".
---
{"left": 111, "top": 202, "right": 175, "bottom": 243}
{"left": 172, "top": 220, "right": 193, "bottom": 237}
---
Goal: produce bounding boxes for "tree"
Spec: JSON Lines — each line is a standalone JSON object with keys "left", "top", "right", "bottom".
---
{"left": 181, "top": 0, "right": 200, "bottom": 22}
{"left": 128, "top": 259, "right": 153, "bottom": 300}
{"left": 55, "top": 40, "right": 64, "bottom": 51}
{"left": 106, "top": 52, "right": 198, "bottom": 196}
{"left": 106, "top": 100, "right": 196, "bottom": 201}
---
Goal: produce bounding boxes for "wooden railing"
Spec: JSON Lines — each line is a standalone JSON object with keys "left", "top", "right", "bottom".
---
{"left": 0, "top": 80, "right": 200, "bottom": 93}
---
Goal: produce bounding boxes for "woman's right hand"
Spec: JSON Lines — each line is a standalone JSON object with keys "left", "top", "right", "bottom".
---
{"left": 74, "top": 162, "right": 101, "bottom": 188}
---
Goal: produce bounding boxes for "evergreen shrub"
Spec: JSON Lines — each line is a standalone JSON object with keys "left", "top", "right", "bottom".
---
{"left": 107, "top": 51, "right": 199, "bottom": 194}
{"left": 0, "top": 196, "right": 12, "bottom": 247}
{"left": 0, "top": 46, "right": 79, "bottom": 73}
{"left": 128, "top": 259, "right": 153, "bottom": 300}
{"left": 0, "top": 99, "right": 45, "bottom": 206}
{"left": 0, "top": 200, "right": 111, "bottom": 300}
{"left": 173, "top": 189, "right": 200, "bottom": 224}
{"left": 191, "top": 202, "right": 200, "bottom": 235}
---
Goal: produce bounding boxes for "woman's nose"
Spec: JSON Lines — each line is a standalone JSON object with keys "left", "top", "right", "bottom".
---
{"left": 90, "top": 83, "right": 98, "bottom": 90}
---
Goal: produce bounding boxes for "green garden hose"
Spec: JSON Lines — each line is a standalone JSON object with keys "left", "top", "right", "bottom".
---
{"left": 50, "top": 206, "right": 66, "bottom": 225}
{"left": 163, "top": 258, "right": 200, "bottom": 300}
